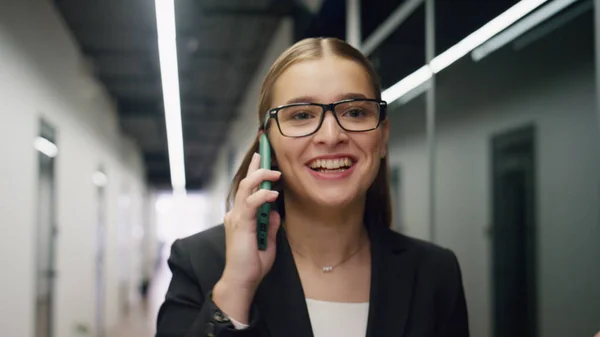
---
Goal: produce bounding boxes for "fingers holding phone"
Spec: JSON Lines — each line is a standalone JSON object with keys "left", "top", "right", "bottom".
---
{"left": 221, "top": 150, "right": 281, "bottom": 291}
{"left": 216, "top": 150, "right": 281, "bottom": 324}
{"left": 232, "top": 152, "right": 280, "bottom": 229}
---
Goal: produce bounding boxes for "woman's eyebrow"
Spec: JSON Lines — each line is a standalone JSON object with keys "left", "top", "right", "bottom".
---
{"left": 284, "top": 93, "right": 368, "bottom": 104}
{"left": 285, "top": 96, "right": 315, "bottom": 104}
{"left": 337, "top": 93, "right": 368, "bottom": 100}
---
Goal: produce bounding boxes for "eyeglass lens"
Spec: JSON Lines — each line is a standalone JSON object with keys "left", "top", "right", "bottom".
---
{"left": 277, "top": 100, "right": 380, "bottom": 137}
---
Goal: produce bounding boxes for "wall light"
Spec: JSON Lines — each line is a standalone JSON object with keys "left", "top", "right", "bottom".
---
{"left": 34, "top": 136, "right": 58, "bottom": 158}
{"left": 382, "top": 0, "right": 550, "bottom": 104}
{"left": 155, "top": 0, "right": 186, "bottom": 191}
{"left": 92, "top": 171, "right": 108, "bottom": 187}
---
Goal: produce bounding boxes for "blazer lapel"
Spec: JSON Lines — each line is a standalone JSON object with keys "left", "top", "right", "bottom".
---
{"left": 366, "top": 224, "right": 417, "bottom": 337}
{"left": 255, "top": 227, "right": 314, "bottom": 337}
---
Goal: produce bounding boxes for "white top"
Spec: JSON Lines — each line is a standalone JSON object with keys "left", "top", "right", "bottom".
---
{"left": 230, "top": 298, "right": 370, "bottom": 336}
{"left": 305, "top": 298, "right": 369, "bottom": 337}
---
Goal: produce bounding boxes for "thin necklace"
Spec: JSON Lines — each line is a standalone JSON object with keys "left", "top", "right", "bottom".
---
{"left": 291, "top": 238, "right": 367, "bottom": 273}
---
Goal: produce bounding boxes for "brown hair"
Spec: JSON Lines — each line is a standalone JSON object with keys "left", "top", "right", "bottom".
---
{"left": 226, "top": 37, "right": 392, "bottom": 228}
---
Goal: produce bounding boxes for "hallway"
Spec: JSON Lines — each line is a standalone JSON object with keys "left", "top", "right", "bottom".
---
{"left": 110, "top": 245, "right": 172, "bottom": 337}
{"left": 109, "top": 302, "right": 153, "bottom": 337}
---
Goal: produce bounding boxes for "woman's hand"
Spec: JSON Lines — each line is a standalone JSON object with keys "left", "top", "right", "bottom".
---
{"left": 213, "top": 152, "right": 281, "bottom": 324}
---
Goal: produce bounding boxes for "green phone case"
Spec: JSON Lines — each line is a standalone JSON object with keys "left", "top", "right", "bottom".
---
{"left": 257, "top": 133, "right": 271, "bottom": 250}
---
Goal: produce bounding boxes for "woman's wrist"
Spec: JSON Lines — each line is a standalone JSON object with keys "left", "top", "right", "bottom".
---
{"left": 212, "top": 278, "right": 256, "bottom": 325}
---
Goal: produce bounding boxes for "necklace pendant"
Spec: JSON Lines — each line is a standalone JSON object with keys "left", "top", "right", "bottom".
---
{"left": 322, "top": 266, "right": 333, "bottom": 273}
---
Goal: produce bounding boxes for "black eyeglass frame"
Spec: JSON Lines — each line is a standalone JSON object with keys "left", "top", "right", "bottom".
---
{"left": 262, "top": 98, "right": 388, "bottom": 138}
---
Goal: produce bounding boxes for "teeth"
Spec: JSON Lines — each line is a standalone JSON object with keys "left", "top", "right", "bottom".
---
{"left": 309, "top": 157, "right": 353, "bottom": 170}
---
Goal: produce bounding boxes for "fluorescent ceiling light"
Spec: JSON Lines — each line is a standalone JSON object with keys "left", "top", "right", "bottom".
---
{"left": 382, "top": 65, "right": 432, "bottom": 103}
{"left": 430, "top": 0, "right": 548, "bottom": 73}
{"left": 514, "top": 0, "right": 591, "bottom": 50}
{"left": 471, "top": 0, "right": 580, "bottom": 61}
{"left": 173, "top": 186, "right": 187, "bottom": 197}
{"left": 92, "top": 171, "right": 108, "bottom": 187}
{"left": 384, "top": 0, "right": 550, "bottom": 104}
{"left": 34, "top": 137, "right": 58, "bottom": 158}
{"left": 155, "top": 0, "right": 186, "bottom": 191}
{"left": 397, "top": 79, "right": 431, "bottom": 105}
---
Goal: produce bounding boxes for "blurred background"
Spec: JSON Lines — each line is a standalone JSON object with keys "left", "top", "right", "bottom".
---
{"left": 0, "top": 0, "right": 599, "bottom": 336}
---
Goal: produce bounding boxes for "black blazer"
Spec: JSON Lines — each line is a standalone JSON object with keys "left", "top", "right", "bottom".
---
{"left": 155, "top": 221, "right": 469, "bottom": 337}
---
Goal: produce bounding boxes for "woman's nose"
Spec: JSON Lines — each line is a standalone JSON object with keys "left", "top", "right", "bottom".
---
{"left": 313, "top": 111, "right": 347, "bottom": 145}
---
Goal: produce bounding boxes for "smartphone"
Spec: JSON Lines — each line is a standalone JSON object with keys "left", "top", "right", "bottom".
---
{"left": 257, "top": 133, "right": 271, "bottom": 250}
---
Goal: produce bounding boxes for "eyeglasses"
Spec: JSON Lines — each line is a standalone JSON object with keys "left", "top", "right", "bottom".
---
{"left": 263, "top": 98, "right": 387, "bottom": 138}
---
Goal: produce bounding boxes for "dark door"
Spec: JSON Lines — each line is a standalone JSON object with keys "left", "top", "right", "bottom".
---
{"left": 491, "top": 125, "right": 537, "bottom": 337}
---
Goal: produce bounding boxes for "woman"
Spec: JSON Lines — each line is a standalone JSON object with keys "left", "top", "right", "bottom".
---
{"left": 155, "top": 37, "right": 469, "bottom": 337}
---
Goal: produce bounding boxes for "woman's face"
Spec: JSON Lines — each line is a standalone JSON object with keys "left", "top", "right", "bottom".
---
{"left": 268, "top": 55, "right": 389, "bottom": 208}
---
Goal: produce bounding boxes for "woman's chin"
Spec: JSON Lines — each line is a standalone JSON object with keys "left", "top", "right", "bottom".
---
{"left": 308, "top": 190, "right": 360, "bottom": 208}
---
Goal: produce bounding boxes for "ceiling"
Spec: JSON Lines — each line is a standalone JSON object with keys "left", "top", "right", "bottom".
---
{"left": 53, "top": 0, "right": 533, "bottom": 190}
{"left": 54, "top": 0, "right": 295, "bottom": 190}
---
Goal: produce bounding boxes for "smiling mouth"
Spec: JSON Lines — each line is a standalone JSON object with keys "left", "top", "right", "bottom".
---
{"left": 308, "top": 157, "right": 354, "bottom": 173}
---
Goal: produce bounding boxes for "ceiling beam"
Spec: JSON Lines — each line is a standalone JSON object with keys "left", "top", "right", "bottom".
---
{"left": 201, "top": 8, "right": 287, "bottom": 17}
{"left": 82, "top": 47, "right": 232, "bottom": 59}
{"left": 119, "top": 107, "right": 235, "bottom": 122}
{"left": 361, "top": 0, "right": 425, "bottom": 56}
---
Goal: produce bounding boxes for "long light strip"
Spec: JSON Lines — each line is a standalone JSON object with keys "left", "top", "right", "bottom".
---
{"left": 155, "top": 0, "right": 186, "bottom": 190}
{"left": 382, "top": 0, "right": 550, "bottom": 104}
{"left": 471, "top": 0, "right": 580, "bottom": 61}
{"left": 382, "top": 65, "right": 433, "bottom": 103}
{"left": 429, "top": 0, "right": 548, "bottom": 73}
{"left": 34, "top": 136, "right": 58, "bottom": 158}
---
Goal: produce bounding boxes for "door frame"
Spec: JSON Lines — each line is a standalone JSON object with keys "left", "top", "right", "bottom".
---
{"left": 35, "top": 118, "right": 58, "bottom": 337}
{"left": 94, "top": 167, "right": 108, "bottom": 337}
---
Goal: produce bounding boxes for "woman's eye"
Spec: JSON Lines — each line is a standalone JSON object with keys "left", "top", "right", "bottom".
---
{"left": 345, "top": 109, "right": 365, "bottom": 117}
{"left": 292, "top": 111, "right": 313, "bottom": 120}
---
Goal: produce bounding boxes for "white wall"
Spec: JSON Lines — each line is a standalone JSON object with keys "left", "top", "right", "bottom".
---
{"left": 205, "top": 18, "right": 293, "bottom": 225}
{"left": 0, "top": 1, "right": 150, "bottom": 336}
{"left": 388, "top": 13, "right": 600, "bottom": 337}
{"left": 387, "top": 99, "right": 429, "bottom": 239}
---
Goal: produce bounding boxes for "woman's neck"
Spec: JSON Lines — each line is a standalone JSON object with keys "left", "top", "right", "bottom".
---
{"left": 282, "top": 193, "right": 368, "bottom": 268}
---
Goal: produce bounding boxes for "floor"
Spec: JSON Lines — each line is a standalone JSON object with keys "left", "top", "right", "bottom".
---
{"left": 109, "top": 246, "right": 173, "bottom": 337}
{"left": 108, "top": 301, "right": 154, "bottom": 337}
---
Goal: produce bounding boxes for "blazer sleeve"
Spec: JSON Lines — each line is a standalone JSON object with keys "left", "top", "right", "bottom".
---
{"left": 436, "top": 249, "right": 470, "bottom": 337}
{"left": 155, "top": 239, "right": 262, "bottom": 337}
